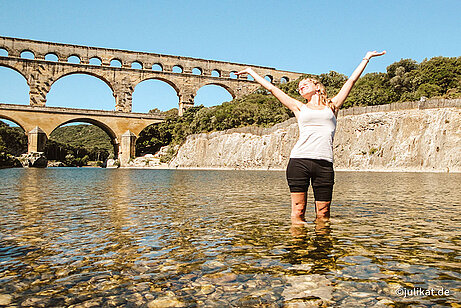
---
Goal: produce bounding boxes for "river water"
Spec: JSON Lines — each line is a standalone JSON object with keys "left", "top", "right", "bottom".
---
{"left": 0, "top": 168, "right": 459, "bottom": 307}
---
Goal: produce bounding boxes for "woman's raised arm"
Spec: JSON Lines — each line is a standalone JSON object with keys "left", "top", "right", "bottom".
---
{"left": 235, "top": 68, "right": 303, "bottom": 115}
{"left": 331, "top": 51, "right": 386, "bottom": 110}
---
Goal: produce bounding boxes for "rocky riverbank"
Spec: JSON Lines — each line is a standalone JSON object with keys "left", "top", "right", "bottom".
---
{"left": 169, "top": 100, "right": 461, "bottom": 172}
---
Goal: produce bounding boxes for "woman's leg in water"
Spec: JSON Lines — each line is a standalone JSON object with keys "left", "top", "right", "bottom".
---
{"left": 291, "top": 192, "right": 308, "bottom": 224}
{"left": 292, "top": 194, "right": 331, "bottom": 223}
{"left": 315, "top": 201, "right": 331, "bottom": 220}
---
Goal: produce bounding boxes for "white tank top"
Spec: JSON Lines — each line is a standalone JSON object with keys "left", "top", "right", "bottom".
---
{"left": 290, "top": 104, "right": 337, "bottom": 162}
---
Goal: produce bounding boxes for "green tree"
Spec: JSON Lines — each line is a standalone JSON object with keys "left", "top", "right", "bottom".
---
{"left": 415, "top": 83, "right": 442, "bottom": 98}
{"left": 65, "top": 154, "right": 76, "bottom": 166}
{"left": 414, "top": 56, "right": 461, "bottom": 94}
{"left": 386, "top": 58, "right": 418, "bottom": 79}
{"left": 387, "top": 59, "right": 419, "bottom": 96}
{"left": 344, "top": 73, "right": 397, "bottom": 107}
{"left": 319, "top": 71, "right": 348, "bottom": 97}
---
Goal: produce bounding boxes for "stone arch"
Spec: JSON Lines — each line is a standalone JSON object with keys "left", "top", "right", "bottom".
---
{"left": 45, "top": 53, "right": 59, "bottom": 62}
{"left": 152, "top": 63, "right": 163, "bottom": 71}
{"left": 192, "top": 67, "right": 202, "bottom": 75}
{"left": 131, "top": 61, "right": 143, "bottom": 69}
{"left": 50, "top": 118, "right": 118, "bottom": 156}
{"left": 50, "top": 71, "right": 115, "bottom": 93}
{"left": 0, "top": 115, "right": 28, "bottom": 156}
{"left": 135, "top": 122, "right": 163, "bottom": 156}
{"left": 0, "top": 64, "right": 30, "bottom": 106}
{"left": 0, "top": 63, "right": 29, "bottom": 84}
{"left": 0, "top": 114, "right": 27, "bottom": 133}
{"left": 67, "top": 54, "right": 81, "bottom": 64}
{"left": 172, "top": 65, "right": 183, "bottom": 73}
{"left": 132, "top": 77, "right": 180, "bottom": 112}
{"left": 264, "top": 75, "right": 274, "bottom": 83}
{"left": 20, "top": 50, "right": 35, "bottom": 59}
{"left": 0, "top": 47, "right": 9, "bottom": 56}
{"left": 198, "top": 82, "right": 236, "bottom": 99}
{"left": 136, "top": 76, "right": 180, "bottom": 95}
{"left": 89, "top": 56, "right": 102, "bottom": 65}
{"left": 51, "top": 118, "right": 117, "bottom": 140}
{"left": 53, "top": 52, "right": 66, "bottom": 62}
{"left": 110, "top": 58, "right": 123, "bottom": 67}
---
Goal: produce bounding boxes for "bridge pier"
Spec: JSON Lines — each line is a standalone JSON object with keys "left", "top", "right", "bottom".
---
{"left": 114, "top": 88, "right": 134, "bottom": 113}
{"left": 28, "top": 126, "right": 47, "bottom": 153}
{"left": 119, "top": 130, "right": 137, "bottom": 166}
{"left": 178, "top": 102, "right": 195, "bottom": 116}
{"left": 178, "top": 87, "right": 196, "bottom": 116}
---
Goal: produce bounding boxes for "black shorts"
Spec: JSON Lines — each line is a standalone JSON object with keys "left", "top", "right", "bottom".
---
{"left": 286, "top": 158, "right": 334, "bottom": 201}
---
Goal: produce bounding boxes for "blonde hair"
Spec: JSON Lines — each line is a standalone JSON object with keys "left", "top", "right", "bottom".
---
{"left": 300, "top": 78, "right": 336, "bottom": 111}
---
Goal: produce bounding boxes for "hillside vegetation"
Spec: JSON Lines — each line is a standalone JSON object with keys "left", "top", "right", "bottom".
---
{"left": 46, "top": 125, "right": 113, "bottom": 165}
{"left": 50, "top": 124, "right": 114, "bottom": 151}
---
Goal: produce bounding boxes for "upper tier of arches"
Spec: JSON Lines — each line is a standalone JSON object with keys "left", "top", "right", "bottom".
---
{"left": 0, "top": 44, "right": 292, "bottom": 84}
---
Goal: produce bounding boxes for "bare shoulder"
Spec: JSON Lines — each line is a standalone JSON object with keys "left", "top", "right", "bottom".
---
{"left": 291, "top": 99, "right": 304, "bottom": 111}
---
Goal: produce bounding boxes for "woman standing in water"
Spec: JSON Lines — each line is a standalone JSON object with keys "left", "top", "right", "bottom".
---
{"left": 236, "top": 51, "right": 386, "bottom": 224}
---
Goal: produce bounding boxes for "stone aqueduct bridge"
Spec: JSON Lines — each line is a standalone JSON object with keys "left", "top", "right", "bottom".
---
{"left": 0, "top": 103, "right": 163, "bottom": 165}
{"left": 0, "top": 36, "right": 304, "bottom": 166}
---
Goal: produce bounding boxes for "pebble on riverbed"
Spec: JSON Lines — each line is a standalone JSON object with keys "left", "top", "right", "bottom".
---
{"left": 0, "top": 294, "right": 13, "bottom": 305}
{"left": 282, "top": 274, "right": 333, "bottom": 306}
{"left": 147, "top": 296, "right": 186, "bottom": 308}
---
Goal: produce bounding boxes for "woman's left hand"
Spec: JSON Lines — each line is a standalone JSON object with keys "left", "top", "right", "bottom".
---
{"left": 235, "top": 68, "right": 253, "bottom": 76}
{"left": 364, "top": 50, "right": 386, "bottom": 60}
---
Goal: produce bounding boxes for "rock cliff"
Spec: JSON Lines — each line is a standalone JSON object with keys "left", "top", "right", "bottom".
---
{"left": 169, "top": 99, "right": 461, "bottom": 172}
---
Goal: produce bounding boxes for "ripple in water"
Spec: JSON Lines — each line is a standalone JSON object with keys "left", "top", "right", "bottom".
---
{"left": 0, "top": 168, "right": 459, "bottom": 306}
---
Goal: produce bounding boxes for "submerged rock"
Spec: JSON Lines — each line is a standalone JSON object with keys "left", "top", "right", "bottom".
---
{"left": 282, "top": 274, "right": 333, "bottom": 306}
{"left": 0, "top": 294, "right": 12, "bottom": 305}
{"left": 147, "top": 296, "right": 186, "bottom": 308}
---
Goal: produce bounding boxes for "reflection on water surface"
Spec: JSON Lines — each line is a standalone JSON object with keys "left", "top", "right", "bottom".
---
{"left": 0, "top": 168, "right": 459, "bottom": 306}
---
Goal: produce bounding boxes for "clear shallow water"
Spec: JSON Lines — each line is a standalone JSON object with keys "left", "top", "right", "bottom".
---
{"left": 0, "top": 168, "right": 459, "bottom": 307}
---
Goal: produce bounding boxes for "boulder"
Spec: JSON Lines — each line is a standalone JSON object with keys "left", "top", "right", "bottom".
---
{"left": 18, "top": 152, "right": 48, "bottom": 168}
{"left": 104, "top": 158, "right": 120, "bottom": 168}
{"left": 47, "top": 160, "right": 66, "bottom": 167}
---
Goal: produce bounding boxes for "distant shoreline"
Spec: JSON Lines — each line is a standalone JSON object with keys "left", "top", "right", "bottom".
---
{"left": 121, "top": 165, "right": 459, "bottom": 173}
{"left": 2, "top": 165, "right": 457, "bottom": 173}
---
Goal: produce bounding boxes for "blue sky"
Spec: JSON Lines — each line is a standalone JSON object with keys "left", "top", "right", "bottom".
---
{"left": 0, "top": 0, "right": 460, "bottom": 117}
